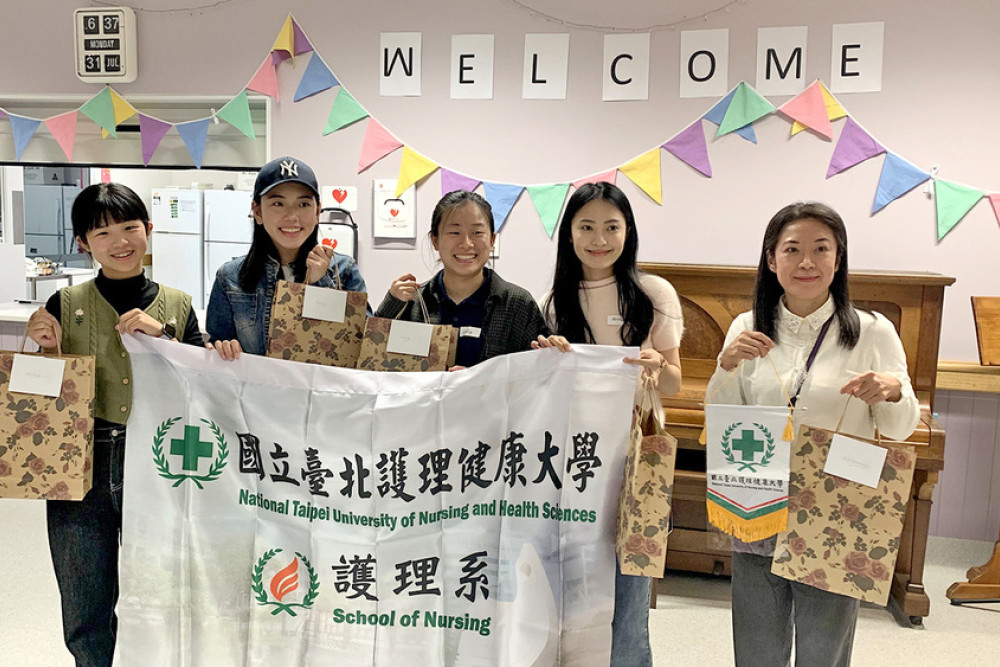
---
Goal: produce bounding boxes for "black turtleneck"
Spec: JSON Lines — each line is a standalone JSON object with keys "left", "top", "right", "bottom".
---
{"left": 45, "top": 271, "right": 204, "bottom": 346}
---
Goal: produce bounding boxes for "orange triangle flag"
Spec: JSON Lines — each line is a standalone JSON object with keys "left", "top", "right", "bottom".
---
{"left": 780, "top": 81, "right": 833, "bottom": 139}
{"left": 45, "top": 111, "right": 78, "bottom": 161}
{"left": 248, "top": 56, "right": 280, "bottom": 101}
{"left": 358, "top": 119, "right": 403, "bottom": 173}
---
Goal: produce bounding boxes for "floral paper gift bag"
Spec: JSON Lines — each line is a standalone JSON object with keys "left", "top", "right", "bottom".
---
{"left": 266, "top": 280, "right": 369, "bottom": 368}
{"left": 770, "top": 424, "right": 917, "bottom": 605}
{"left": 0, "top": 348, "right": 95, "bottom": 500}
{"left": 617, "top": 380, "right": 677, "bottom": 577}
{"left": 355, "top": 318, "right": 458, "bottom": 372}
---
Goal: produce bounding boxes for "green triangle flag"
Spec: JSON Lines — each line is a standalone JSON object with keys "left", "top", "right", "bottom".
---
{"left": 216, "top": 90, "right": 255, "bottom": 139}
{"left": 527, "top": 184, "right": 570, "bottom": 238}
{"left": 323, "top": 89, "right": 368, "bottom": 135}
{"left": 934, "top": 179, "right": 983, "bottom": 241}
{"left": 717, "top": 82, "right": 776, "bottom": 137}
{"left": 79, "top": 87, "right": 117, "bottom": 138}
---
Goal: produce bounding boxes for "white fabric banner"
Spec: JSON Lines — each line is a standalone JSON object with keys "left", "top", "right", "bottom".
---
{"left": 117, "top": 337, "right": 639, "bottom": 666}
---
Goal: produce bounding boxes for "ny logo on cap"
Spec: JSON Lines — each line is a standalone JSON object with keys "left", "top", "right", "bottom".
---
{"left": 280, "top": 160, "right": 299, "bottom": 177}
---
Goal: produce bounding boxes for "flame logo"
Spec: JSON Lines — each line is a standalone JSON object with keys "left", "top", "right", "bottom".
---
{"left": 269, "top": 557, "right": 299, "bottom": 602}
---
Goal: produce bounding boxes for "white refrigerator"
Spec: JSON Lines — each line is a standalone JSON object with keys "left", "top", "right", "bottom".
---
{"left": 151, "top": 190, "right": 204, "bottom": 308}
{"left": 203, "top": 189, "right": 253, "bottom": 307}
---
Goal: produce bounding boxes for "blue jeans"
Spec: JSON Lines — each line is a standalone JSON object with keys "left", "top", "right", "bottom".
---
{"left": 47, "top": 420, "right": 125, "bottom": 667}
{"left": 611, "top": 561, "right": 653, "bottom": 666}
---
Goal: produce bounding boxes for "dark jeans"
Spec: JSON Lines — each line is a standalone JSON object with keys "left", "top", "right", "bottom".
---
{"left": 611, "top": 561, "right": 653, "bottom": 666}
{"left": 47, "top": 419, "right": 125, "bottom": 667}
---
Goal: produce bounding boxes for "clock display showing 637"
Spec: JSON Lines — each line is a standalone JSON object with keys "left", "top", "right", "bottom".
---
{"left": 74, "top": 6, "right": 137, "bottom": 83}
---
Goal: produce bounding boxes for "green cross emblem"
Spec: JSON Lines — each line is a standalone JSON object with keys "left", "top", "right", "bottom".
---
{"left": 732, "top": 429, "right": 765, "bottom": 462}
{"left": 170, "top": 425, "right": 213, "bottom": 471}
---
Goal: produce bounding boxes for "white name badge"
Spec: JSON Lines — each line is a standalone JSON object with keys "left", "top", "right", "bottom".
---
{"left": 459, "top": 326, "right": 482, "bottom": 339}
{"left": 301, "top": 286, "right": 347, "bottom": 323}
{"left": 823, "top": 433, "right": 888, "bottom": 489}
{"left": 607, "top": 314, "right": 624, "bottom": 326}
{"left": 387, "top": 320, "right": 434, "bottom": 357}
{"left": 9, "top": 354, "right": 66, "bottom": 397}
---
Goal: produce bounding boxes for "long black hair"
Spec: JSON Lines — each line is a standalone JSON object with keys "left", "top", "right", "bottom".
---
{"left": 238, "top": 192, "right": 320, "bottom": 293}
{"left": 544, "top": 182, "right": 654, "bottom": 346}
{"left": 754, "top": 201, "right": 860, "bottom": 348}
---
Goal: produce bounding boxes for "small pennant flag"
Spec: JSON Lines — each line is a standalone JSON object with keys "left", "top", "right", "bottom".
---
{"left": 934, "top": 180, "right": 984, "bottom": 241}
{"left": 827, "top": 118, "right": 885, "bottom": 178}
{"left": 872, "top": 153, "right": 931, "bottom": 214}
{"left": 248, "top": 56, "right": 280, "bottom": 100}
{"left": 323, "top": 89, "right": 368, "bottom": 135}
{"left": 663, "top": 120, "right": 712, "bottom": 177}
{"left": 573, "top": 170, "right": 617, "bottom": 188}
{"left": 176, "top": 118, "right": 211, "bottom": 168}
{"left": 357, "top": 119, "right": 403, "bottom": 172}
{"left": 291, "top": 17, "right": 313, "bottom": 54}
{"left": 395, "top": 147, "right": 439, "bottom": 197}
{"left": 294, "top": 53, "right": 339, "bottom": 102}
{"left": 779, "top": 80, "right": 833, "bottom": 139}
{"left": 441, "top": 169, "right": 481, "bottom": 196}
{"left": 139, "top": 114, "right": 172, "bottom": 166}
{"left": 527, "top": 184, "right": 570, "bottom": 238}
{"left": 483, "top": 183, "right": 524, "bottom": 233}
{"left": 703, "top": 88, "right": 757, "bottom": 143}
{"left": 102, "top": 89, "right": 137, "bottom": 139}
{"left": 619, "top": 148, "right": 662, "bottom": 205}
{"left": 792, "top": 81, "right": 846, "bottom": 135}
{"left": 989, "top": 194, "right": 1000, "bottom": 232}
{"left": 45, "top": 111, "right": 78, "bottom": 161}
{"left": 718, "top": 82, "right": 775, "bottom": 137}
{"left": 272, "top": 16, "right": 296, "bottom": 62}
{"left": 9, "top": 115, "right": 41, "bottom": 160}
{"left": 80, "top": 87, "right": 117, "bottom": 138}
{"left": 216, "top": 90, "right": 255, "bottom": 139}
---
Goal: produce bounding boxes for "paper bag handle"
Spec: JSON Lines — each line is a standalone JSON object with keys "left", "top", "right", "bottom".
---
{"left": 835, "top": 394, "right": 884, "bottom": 445}
{"left": 18, "top": 327, "right": 62, "bottom": 356}
{"left": 396, "top": 288, "right": 431, "bottom": 324}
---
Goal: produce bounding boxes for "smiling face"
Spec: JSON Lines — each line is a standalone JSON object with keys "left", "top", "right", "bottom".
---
{"left": 78, "top": 218, "right": 151, "bottom": 279}
{"left": 252, "top": 182, "right": 320, "bottom": 264}
{"left": 431, "top": 201, "right": 495, "bottom": 280}
{"left": 570, "top": 198, "right": 627, "bottom": 281}
{"left": 767, "top": 217, "right": 840, "bottom": 317}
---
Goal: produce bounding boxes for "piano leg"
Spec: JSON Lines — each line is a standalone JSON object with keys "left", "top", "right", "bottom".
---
{"left": 891, "top": 469, "right": 938, "bottom": 625}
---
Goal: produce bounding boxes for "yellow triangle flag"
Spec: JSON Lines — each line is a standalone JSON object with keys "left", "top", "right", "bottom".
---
{"left": 395, "top": 147, "right": 438, "bottom": 197}
{"left": 791, "top": 82, "right": 846, "bottom": 135}
{"left": 272, "top": 16, "right": 295, "bottom": 60}
{"left": 619, "top": 148, "right": 662, "bottom": 205}
{"left": 102, "top": 88, "right": 137, "bottom": 138}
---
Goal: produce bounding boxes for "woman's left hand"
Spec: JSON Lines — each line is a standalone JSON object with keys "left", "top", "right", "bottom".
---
{"left": 116, "top": 309, "right": 167, "bottom": 337}
{"left": 624, "top": 349, "right": 665, "bottom": 379}
{"left": 531, "top": 335, "right": 572, "bottom": 352}
{"left": 840, "top": 371, "right": 902, "bottom": 405}
{"left": 305, "top": 244, "right": 335, "bottom": 285}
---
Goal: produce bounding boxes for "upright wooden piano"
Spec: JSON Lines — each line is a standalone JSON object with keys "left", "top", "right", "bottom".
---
{"left": 640, "top": 263, "right": 955, "bottom": 624}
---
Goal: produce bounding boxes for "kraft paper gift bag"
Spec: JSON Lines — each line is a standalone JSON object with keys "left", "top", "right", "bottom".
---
{"left": 267, "top": 279, "right": 368, "bottom": 368}
{"left": 770, "top": 421, "right": 917, "bottom": 605}
{"left": 0, "top": 336, "right": 95, "bottom": 500}
{"left": 617, "top": 379, "right": 677, "bottom": 577}
{"left": 356, "top": 292, "right": 457, "bottom": 372}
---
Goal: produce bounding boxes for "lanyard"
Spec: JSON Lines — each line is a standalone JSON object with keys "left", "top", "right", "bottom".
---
{"left": 789, "top": 314, "right": 835, "bottom": 407}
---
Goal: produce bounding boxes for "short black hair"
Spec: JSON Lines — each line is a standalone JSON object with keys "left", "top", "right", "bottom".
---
{"left": 71, "top": 183, "right": 150, "bottom": 241}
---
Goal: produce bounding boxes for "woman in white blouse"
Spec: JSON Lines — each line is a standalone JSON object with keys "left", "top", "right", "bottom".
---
{"left": 705, "top": 202, "right": 919, "bottom": 667}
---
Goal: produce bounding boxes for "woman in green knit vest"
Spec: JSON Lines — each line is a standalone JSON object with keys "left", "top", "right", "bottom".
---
{"left": 26, "top": 183, "right": 205, "bottom": 667}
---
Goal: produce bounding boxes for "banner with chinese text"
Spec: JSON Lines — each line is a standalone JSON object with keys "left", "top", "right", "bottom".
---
{"left": 117, "top": 336, "right": 638, "bottom": 666}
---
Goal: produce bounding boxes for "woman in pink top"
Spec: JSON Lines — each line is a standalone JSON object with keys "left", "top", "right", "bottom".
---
{"left": 537, "top": 182, "right": 683, "bottom": 666}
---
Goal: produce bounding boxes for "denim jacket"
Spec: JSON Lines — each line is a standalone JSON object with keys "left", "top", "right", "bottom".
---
{"left": 205, "top": 253, "right": 367, "bottom": 355}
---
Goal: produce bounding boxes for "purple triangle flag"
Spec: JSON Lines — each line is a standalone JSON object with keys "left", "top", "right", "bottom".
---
{"left": 9, "top": 114, "right": 41, "bottom": 160}
{"left": 294, "top": 54, "right": 339, "bottom": 102}
{"left": 441, "top": 169, "right": 481, "bottom": 197}
{"left": 872, "top": 153, "right": 931, "bottom": 214}
{"left": 272, "top": 51, "right": 292, "bottom": 66}
{"left": 663, "top": 120, "right": 712, "bottom": 177}
{"left": 139, "top": 114, "right": 172, "bottom": 166}
{"left": 292, "top": 18, "right": 313, "bottom": 54}
{"left": 827, "top": 118, "right": 885, "bottom": 178}
{"left": 483, "top": 183, "right": 524, "bottom": 233}
{"left": 176, "top": 118, "right": 210, "bottom": 169}
{"left": 703, "top": 89, "right": 756, "bottom": 143}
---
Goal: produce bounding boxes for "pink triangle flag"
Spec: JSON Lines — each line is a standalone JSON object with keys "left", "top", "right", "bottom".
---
{"left": 573, "top": 170, "right": 617, "bottom": 188}
{"left": 441, "top": 169, "right": 481, "bottom": 196}
{"left": 292, "top": 18, "right": 313, "bottom": 54}
{"left": 989, "top": 194, "right": 1000, "bottom": 231}
{"left": 139, "top": 114, "right": 173, "bottom": 166}
{"left": 827, "top": 117, "right": 885, "bottom": 178}
{"left": 357, "top": 119, "right": 403, "bottom": 173}
{"left": 248, "top": 56, "right": 280, "bottom": 101}
{"left": 663, "top": 120, "right": 712, "bottom": 177}
{"left": 44, "top": 111, "right": 78, "bottom": 162}
{"left": 779, "top": 81, "right": 833, "bottom": 139}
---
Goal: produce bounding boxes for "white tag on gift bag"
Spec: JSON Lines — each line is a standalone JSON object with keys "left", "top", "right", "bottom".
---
{"left": 387, "top": 320, "right": 434, "bottom": 357}
{"left": 9, "top": 354, "right": 66, "bottom": 397}
{"left": 823, "top": 434, "right": 888, "bottom": 488}
{"left": 301, "top": 285, "right": 347, "bottom": 323}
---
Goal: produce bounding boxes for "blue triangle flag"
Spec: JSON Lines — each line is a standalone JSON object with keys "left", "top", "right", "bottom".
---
{"left": 176, "top": 119, "right": 210, "bottom": 169}
{"left": 872, "top": 153, "right": 931, "bottom": 214}
{"left": 703, "top": 89, "right": 756, "bottom": 143}
{"left": 9, "top": 115, "right": 41, "bottom": 160}
{"left": 483, "top": 183, "right": 524, "bottom": 233}
{"left": 294, "top": 53, "right": 339, "bottom": 102}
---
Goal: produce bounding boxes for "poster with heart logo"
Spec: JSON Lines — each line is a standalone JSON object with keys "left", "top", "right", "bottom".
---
{"left": 373, "top": 178, "right": 417, "bottom": 239}
{"left": 321, "top": 185, "right": 359, "bottom": 211}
